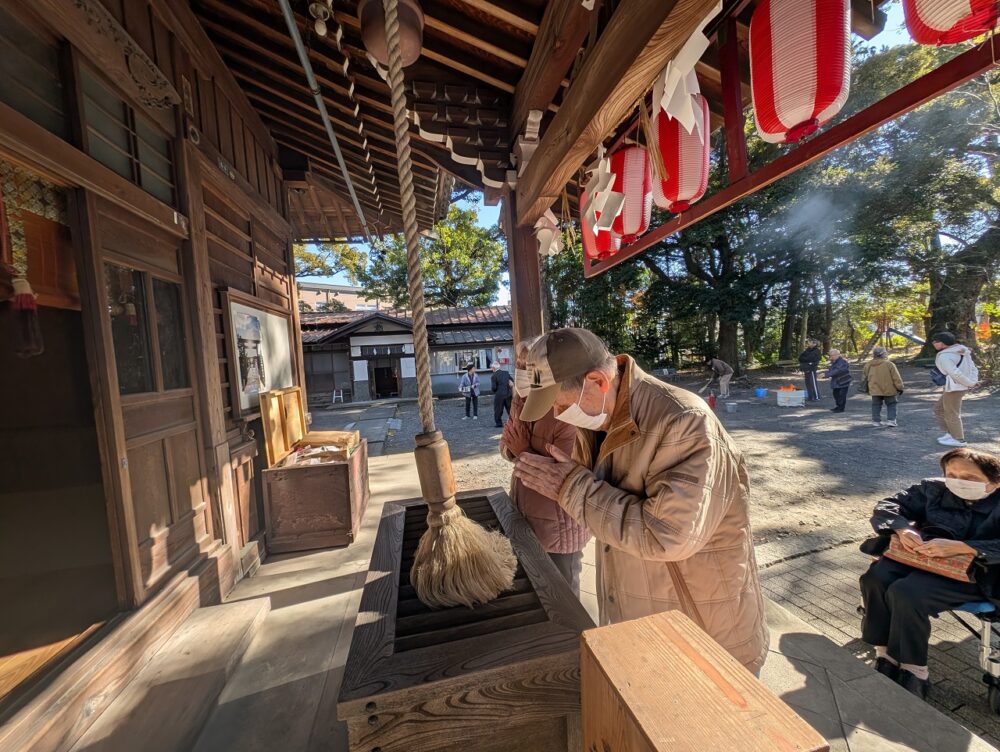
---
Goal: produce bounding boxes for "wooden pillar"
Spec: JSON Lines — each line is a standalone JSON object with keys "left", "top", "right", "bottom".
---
{"left": 720, "top": 17, "right": 748, "bottom": 185}
{"left": 503, "top": 193, "right": 544, "bottom": 343}
{"left": 177, "top": 140, "right": 242, "bottom": 566}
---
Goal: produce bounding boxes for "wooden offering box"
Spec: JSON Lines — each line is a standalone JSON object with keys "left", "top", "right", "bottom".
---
{"left": 260, "top": 387, "right": 369, "bottom": 553}
{"left": 582, "top": 611, "right": 829, "bottom": 752}
{"left": 338, "top": 490, "right": 594, "bottom": 752}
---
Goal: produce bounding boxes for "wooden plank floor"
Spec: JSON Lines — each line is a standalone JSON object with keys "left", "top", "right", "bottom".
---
{"left": 0, "top": 622, "right": 104, "bottom": 702}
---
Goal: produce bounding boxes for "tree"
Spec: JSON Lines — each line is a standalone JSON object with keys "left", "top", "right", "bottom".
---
{"left": 293, "top": 242, "right": 365, "bottom": 278}
{"left": 351, "top": 203, "right": 505, "bottom": 308}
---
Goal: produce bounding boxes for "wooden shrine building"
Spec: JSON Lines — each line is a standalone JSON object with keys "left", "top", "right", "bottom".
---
{"left": 1, "top": 0, "right": 992, "bottom": 748}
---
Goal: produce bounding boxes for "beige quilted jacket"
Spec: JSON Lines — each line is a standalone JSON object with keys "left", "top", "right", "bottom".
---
{"left": 558, "top": 356, "right": 769, "bottom": 673}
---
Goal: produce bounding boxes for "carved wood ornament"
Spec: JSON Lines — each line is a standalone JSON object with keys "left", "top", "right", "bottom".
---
{"left": 38, "top": 0, "right": 181, "bottom": 111}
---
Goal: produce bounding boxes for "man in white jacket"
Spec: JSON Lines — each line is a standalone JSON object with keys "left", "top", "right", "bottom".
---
{"left": 932, "top": 332, "right": 979, "bottom": 447}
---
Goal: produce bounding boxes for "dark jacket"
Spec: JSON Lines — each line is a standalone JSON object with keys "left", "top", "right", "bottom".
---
{"left": 862, "top": 479, "right": 1000, "bottom": 600}
{"left": 798, "top": 346, "right": 821, "bottom": 372}
{"left": 491, "top": 369, "right": 513, "bottom": 400}
{"left": 824, "top": 357, "right": 852, "bottom": 389}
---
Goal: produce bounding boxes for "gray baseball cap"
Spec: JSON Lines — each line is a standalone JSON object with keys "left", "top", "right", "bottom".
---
{"left": 521, "top": 328, "right": 610, "bottom": 422}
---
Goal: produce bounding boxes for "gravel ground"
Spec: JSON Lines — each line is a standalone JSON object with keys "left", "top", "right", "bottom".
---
{"left": 382, "top": 362, "right": 999, "bottom": 559}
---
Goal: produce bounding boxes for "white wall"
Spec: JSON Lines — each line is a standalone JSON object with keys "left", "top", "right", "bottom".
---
{"left": 349, "top": 334, "right": 414, "bottom": 347}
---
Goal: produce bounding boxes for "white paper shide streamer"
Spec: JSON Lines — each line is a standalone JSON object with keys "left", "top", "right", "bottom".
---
{"left": 533, "top": 209, "right": 563, "bottom": 256}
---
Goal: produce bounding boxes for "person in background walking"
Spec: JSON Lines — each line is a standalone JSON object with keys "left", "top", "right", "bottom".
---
{"left": 932, "top": 332, "right": 979, "bottom": 448}
{"left": 799, "top": 339, "right": 822, "bottom": 401}
{"left": 459, "top": 363, "right": 480, "bottom": 420}
{"left": 705, "top": 357, "right": 734, "bottom": 398}
{"left": 500, "top": 340, "right": 590, "bottom": 593}
{"left": 490, "top": 361, "right": 514, "bottom": 427}
{"left": 825, "top": 348, "right": 852, "bottom": 413}
{"left": 863, "top": 346, "right": 904, "bottom": 428}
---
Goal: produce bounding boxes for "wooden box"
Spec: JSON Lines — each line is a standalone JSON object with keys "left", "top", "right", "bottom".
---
{"left": 338, "top": 490, "right": 594, "bottom": 752}
{"left": 581, "top": 611, "right": 829, "bottom": 752}
{"left": 260, "top": 387, "right": 369, "bottom": 553}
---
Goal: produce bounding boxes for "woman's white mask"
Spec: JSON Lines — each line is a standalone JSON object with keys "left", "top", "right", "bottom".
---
{"left": 514, "top": 368, "right": 531, "bottom": 398}
{"left": 555, "top": 381, "right": 608, "bottom": 430}
{"left": 945, "top": 477, "right": 992, "bottom": 501}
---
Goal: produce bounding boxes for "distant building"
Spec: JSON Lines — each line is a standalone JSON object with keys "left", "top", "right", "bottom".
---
{"left": 296, "top": 281, "right": 382, "bottom": 312}
{"left": 300, "top": 305, "right": 513, "bottom": 403}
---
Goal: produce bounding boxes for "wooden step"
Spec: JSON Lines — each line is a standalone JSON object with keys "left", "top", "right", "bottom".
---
{"left": 69, "top": 598, "right": 269, "bottom": 752}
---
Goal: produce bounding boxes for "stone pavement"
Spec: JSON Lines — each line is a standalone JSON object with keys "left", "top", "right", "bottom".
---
{"left": 311, "top": 401, "right": 404, "bottom": 456}
{"left": 761, "top": 542, "right": 1000, "bottom": 748}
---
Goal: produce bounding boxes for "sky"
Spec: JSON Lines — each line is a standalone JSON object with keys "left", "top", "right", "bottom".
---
{"left": 300, "top": 0, "right": 911, "bottom": 307}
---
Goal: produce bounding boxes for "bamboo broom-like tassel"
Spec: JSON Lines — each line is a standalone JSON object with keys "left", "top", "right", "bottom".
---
{"left": 381, "top": 0, "right": 515, "bottom": 608}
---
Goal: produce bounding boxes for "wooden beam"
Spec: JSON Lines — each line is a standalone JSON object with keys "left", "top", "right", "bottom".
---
{"left": 289, "top": 188, "right": 310, "bottom": 236}
{"left": 459, "top": 0, "right": 539, "bottom": 35}
{"left": 719, "top": 19, "right": 747, "bottom": 183}
{"left": 307, "top": 185, "right": 339, "bottom": 240}
{"left": 502, "top": 193, "right": 543, "bottom": 342}
{"left": 585, "top": 39, "right": 1000, "bottom": 277}
{"left": 851, "top": 0, "right": 888, "bottom": 40}
{"left": 511, "top": 0, "right": 593, "bottom": 138}
{"left": 516, "top": 0, "right": 720, "bottom": 226}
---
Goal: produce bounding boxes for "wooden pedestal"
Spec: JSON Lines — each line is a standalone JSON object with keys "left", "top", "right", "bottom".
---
{"left": 338, "top": 490, "right": 594, "bottom": 752}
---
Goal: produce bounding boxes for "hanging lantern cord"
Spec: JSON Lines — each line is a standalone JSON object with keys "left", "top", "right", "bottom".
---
{"left": 382, "top": 0, "right": 516, "bottom": 608}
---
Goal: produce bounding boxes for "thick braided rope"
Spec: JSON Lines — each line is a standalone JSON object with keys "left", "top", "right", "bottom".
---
{"left": 383, "top": 0, "right": 436, "bottom": 434}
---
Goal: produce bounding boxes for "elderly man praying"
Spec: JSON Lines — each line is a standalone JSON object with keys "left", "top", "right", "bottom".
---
{"left": 514, "top": 328, "right": 768, "bottom": 674}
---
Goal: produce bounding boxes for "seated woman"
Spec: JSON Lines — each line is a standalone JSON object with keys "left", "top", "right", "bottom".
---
{"left": 860, "top": 448, "right": 1000, "bottom": 700}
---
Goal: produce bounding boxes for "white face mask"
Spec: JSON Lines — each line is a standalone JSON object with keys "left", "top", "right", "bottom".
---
{"left": 945, "top": 477, "right": 992, "bottom": 501}
{"left": 556, "top": 381, "right": 608, "bottom": 430}
{"left": 514, "top": 369, "right": 531, "bottom": 398}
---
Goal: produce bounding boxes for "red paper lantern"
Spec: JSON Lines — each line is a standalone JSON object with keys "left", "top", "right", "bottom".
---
{"left": 750, "top": 0, "right": 851, "bottom": 144}
{"left": 609, "top": 146, "right": 652, "bottom": 243}
{"left": 903, "top": 0, "right": 999, "bottom": 45}
{"left": 579, "top": 188, "right": 621, "bottom": 261}
{"left": 651, "top": 97, "right": 710, "bottom": 213}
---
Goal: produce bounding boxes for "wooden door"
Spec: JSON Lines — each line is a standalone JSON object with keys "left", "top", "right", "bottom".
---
{"left": 82, "top": 196, "right": 210, "bottom": 605}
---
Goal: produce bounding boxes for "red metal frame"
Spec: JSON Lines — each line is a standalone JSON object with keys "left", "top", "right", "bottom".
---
{"left": 584, "top": 38, "right": 998, "bottom": 278}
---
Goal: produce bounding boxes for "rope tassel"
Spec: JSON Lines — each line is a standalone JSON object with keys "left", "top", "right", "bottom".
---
{"left": 381, "top": 0, "right": 515, "bottom": 608}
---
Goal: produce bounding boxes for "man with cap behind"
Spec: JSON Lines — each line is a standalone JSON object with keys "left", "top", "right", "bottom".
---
{"left": 514, "top": 328, "right": 768, "bottom": 674}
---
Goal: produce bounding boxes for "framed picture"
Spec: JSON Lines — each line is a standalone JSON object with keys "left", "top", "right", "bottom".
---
{"left": 220, "top": 288, "right": 296, "bottom": 418}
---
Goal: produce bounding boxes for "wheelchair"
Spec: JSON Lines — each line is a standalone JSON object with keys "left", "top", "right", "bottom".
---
{"left": 949, "top": 601, "right": 1000, "bottom": 714}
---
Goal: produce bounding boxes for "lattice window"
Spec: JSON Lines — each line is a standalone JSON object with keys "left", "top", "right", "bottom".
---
{"left": 80, "top": 66, "right": 176, "bottom": 206}
{"left": 0, "top": 7, "right": 69, "bottom": 140}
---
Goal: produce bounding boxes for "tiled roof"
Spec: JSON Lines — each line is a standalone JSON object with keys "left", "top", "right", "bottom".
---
{"left": 299, "top": 310, "right": 370, "bottom": 327}
{"left": 431, "top": 327, "right": 513, "bottom": 346}
{"left": 302, "top": 328, "right": 339, "bottom": 344}
{"left": 299, "top": 305, "right": 512, "bottom": 331}
{"left": 424, "top": 305, "right": 512, "bottom": 326}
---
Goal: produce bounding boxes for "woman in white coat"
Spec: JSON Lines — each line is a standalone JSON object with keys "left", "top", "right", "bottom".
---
{"left": 931, "top": 332, "right": 979, "bottom": 447}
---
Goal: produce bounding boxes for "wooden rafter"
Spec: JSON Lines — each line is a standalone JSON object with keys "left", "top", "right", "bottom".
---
{"left": 510, "top": 0, "right": 592, "bottom": 138}
{"left": 516, "top": 0, "right": 720, "bottom": 226}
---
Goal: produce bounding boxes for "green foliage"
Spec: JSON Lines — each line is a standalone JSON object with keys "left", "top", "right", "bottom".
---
{"left": 351, "top": 203, "right": 505, "bottom": 308}
{"left": 293, "top": 242, "right": 365, "bottom": 279}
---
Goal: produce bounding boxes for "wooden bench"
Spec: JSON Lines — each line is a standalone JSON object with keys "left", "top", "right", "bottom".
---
{"left": 581, "top": 611, "right": 829, "bottom": 752}
{"left": 775, "top": 359, "right": 800, "bottom": 373}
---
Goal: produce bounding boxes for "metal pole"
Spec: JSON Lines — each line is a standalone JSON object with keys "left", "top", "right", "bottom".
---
{"left": 277, "top": 0, "right": 372, "bottom": 244}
